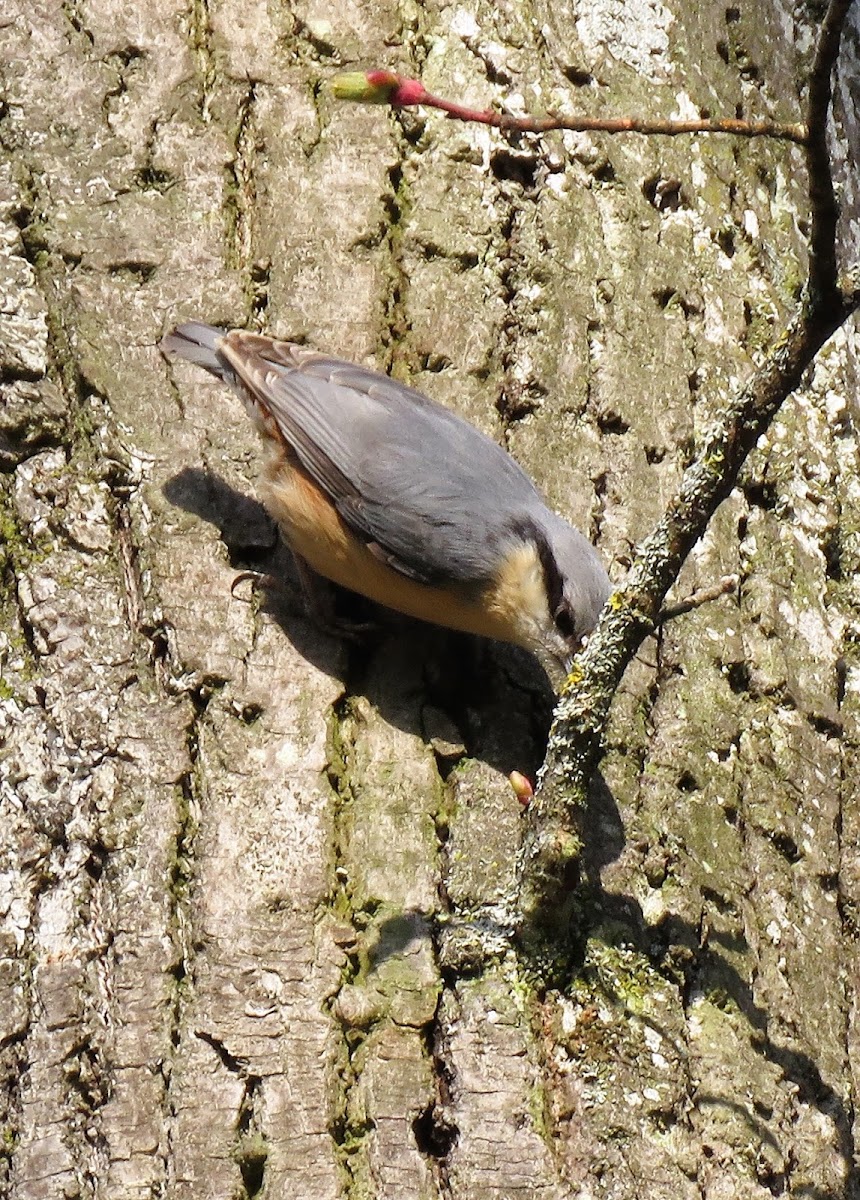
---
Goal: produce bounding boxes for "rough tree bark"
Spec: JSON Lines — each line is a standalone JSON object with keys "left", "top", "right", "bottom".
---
{"left": 0, "top": 1, "right": 857, "bottom": 1199}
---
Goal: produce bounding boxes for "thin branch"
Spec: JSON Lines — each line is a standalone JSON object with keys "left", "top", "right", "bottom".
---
{"left": 517, "top": 283, "right": 859, "bottom": 944}
{"left": 332, "top": 71, "right": 808, "bottom": 144}
{"left": 513, "top": 0, "right": 859, "bottom": 946}
{"left": 658, "top": 574, "right": 739, "bottom": 624}
{"left": 806, "top": 0, "right": 852, "bottom": 301}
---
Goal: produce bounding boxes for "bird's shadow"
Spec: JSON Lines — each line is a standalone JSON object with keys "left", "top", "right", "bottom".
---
{"left": 162, "top": 466, "right": 555, "bottom": 779}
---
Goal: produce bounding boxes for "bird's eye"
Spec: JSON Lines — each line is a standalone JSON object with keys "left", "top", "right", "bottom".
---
{"left": 554, "top": 605, "right": 577, "bottom": 640}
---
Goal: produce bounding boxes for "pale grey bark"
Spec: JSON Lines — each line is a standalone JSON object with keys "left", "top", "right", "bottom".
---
{"left": 0, "top": 1, "right": 857, "bottom": 1199}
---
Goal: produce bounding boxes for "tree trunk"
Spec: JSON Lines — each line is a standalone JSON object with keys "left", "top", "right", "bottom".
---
{"left": 0, "top": 1, "right": 857, "bottom": 1197}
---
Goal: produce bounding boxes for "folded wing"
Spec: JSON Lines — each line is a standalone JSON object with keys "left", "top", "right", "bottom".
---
{"left": 212, "top": 330, "right": 543, "bottom": 585}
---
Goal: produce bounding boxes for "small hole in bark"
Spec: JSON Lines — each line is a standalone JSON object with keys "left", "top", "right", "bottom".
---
{"left": 744, "top": 480, "right": 777, "bottom": 510}
{"left": 769, "top": 830, "right": 801, "bottom": 864}
{"left": 822, "top": 532, "right": 842, "bottom": 580}
{"left": 726, "top": 662, "right": 750, "bottom": 694}
{"left": 490, "top": 149, "right": 537, "bottom": 188}
{"left": 596, "top": 409, "right": 630, "bottom": 435}
{"left": 590, "top": 158, "right": 616, "bottom": 184}
{"left": 413, "top": 1103, "right": 457, "bottom": 1158}
{"left": 563, "top": 66, "right": 594, "bottom": 86}
{"left": 716, "top": 227, "right": 736, "bottom": 257}
{"left": 643, "top": 177, "right": 684, "bottom": 211}
{"left": 808, "top": 712, "right": 842, "bottom": 738}
{"left": 134, "top": 165, "right": 175, "bottom": 193}
{"left": 237, "top": 1142, "right": 267, "bottom": 1197}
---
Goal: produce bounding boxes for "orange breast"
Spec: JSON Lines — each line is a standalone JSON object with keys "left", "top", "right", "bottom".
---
{"left": 259, "top": 453, "right": 539, "bottom": 647}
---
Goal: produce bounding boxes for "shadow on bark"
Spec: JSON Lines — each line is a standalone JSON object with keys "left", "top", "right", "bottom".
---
{"left": 163, "top": 464, "right": 558, "bottom": 778}
{"left": 582, "top": 873, "right": 856, "bottom": 1200}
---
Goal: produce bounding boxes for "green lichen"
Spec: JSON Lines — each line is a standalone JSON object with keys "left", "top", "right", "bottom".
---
{"left": 0, "top": 496, "right": 51, "bottom": 579}
{"left": 743, "top": 296, "right": 779, "bottom": 357}
{"left": 527, "top": 1078, "right": 549, "bottom": 1140}
{"left": 583, "top": 935, "right": 656, "bottom": 1016}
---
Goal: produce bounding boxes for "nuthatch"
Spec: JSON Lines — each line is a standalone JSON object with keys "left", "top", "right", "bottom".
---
{"left": 160, "top": 323, "right": 610, "bottom": 677}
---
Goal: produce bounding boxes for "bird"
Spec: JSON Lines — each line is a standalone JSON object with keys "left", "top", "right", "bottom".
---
{"left": 160, "top": 322, "right": 610, "bottom": 679}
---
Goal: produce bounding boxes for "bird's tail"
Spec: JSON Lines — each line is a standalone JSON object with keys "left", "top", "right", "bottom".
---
{"left": 160, "top": 322, "right": 233, "bottom": 382}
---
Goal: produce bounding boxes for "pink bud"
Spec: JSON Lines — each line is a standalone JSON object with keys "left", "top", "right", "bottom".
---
{"left": 331, "top": 71, "right": 429, "bottom": 108}
{"left": 509, "top": 771, "right": 534, "bottom": 807}
{"left": 331, "top": 71, "right": 402, "bottom": 104}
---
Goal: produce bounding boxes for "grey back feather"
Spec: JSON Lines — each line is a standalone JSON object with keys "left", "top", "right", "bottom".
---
{"left": 162, "top": 323, "right": 610, "bottom": 626}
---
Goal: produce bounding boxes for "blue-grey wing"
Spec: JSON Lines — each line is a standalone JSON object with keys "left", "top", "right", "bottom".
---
{"left": 216, "top": 332, "right": 542, "bottom": 585}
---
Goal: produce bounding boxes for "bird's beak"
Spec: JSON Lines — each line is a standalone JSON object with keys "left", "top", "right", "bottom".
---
{"left": 534, "top": 634, "right": 581, "bottom": 693}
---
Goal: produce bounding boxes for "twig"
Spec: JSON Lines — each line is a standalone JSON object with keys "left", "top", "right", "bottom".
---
{"left": 332, "top": 70, "right": 808, "bottom": 144}
{"left": 658, "top": 574, "right": 740, "bottom": 624}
